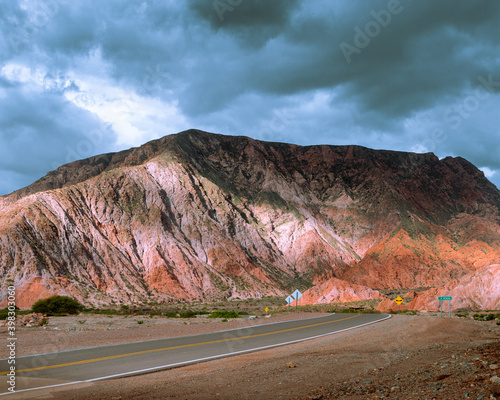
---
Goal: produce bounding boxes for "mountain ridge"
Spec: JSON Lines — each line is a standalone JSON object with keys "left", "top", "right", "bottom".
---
{"left": 1, "top": 129, "right": 499, "bottom": 309}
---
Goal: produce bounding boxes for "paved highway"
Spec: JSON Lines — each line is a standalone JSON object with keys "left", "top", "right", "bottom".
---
{"left": 0, "top": 313, "right": 390, "bottom": 395}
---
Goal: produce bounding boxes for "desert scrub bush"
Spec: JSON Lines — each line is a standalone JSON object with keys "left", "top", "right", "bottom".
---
{"left": 163, "top": 310, "right": 201, "bottom": 318}
{"left": 137, "top": 320, "right": 144, "bottom": 325}
{"left": 473, "top": 313, "right": 495, "bottom": 321}
{"left": 32, "top": 296, "right": 84, "bottom": 316}
{"left": 208, "top": 310, "right": 240, "bottom": 319}
{"left": 399, "top": 310, "right": 418, "bottom": 315}
{"left": 0, "top": 308, "right": 31, "bottom": 320}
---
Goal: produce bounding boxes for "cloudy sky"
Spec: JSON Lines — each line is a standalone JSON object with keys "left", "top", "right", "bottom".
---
{"left": 1, "top": 0, "right": 499, "bottom": 195}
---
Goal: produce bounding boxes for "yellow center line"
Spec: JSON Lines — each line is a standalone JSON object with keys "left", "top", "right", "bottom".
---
{"left": 0, "top": 314, "right": 361, "bottom": 375}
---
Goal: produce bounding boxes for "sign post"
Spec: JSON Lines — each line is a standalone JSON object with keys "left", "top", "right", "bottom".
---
{"left": 285, "top": 295, "right": 293, "bottom": 311}
{"left": 438, "top": 296, "right": 452, "bottom": 318}
{"left": 394, "top": 296, "right": 404, "bottom": 314}
{"left": 291, "top": 289, "right": 302, "bottom": 313}
{"left": 265, "top": 307, "right": 269, "bottom": 315}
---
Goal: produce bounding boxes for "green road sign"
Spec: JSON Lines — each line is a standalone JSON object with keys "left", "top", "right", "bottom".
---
{"left": 438, "top": 296, "right": 452, "bottom": 318}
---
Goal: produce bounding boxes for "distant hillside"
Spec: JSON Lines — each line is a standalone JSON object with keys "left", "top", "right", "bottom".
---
{"left": 1, "top": 129, "right": 499, "bottom": 308}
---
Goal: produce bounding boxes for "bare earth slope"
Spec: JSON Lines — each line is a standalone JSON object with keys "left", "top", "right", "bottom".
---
{"left": 1, "top": 130, "right": 499, "bottom": 307}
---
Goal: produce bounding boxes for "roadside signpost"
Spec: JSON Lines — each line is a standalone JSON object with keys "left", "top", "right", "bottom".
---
{"left": 285, "top": 295, "right": 293, "bottom": 311}
{"left": 265, "top": 307, "right": 269, "bottom": 315}
{"left": 394, "top": 296, "right": 404, "bottom": 314}
{"left": 291, "top": 289, "right": 302, "bottom": 313}
{"left": 438, "top": 296, "right": 452, "bottom": 318}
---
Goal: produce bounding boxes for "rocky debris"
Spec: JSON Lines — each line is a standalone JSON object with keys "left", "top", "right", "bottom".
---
{"left": 0, "top": 130, "right": 499, "bottom": 307}
{"left": 1, "top": 313, "right": 47, "bottom": 327}
{"left": 298, "top": 335, "right": 500, "bottom": 400}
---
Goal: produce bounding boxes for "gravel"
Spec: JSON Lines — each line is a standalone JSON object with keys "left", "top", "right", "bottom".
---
{"left": 3, "top": 313, "right": 499, "bottom": 399}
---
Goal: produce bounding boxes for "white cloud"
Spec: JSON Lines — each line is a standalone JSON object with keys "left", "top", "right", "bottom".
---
{"left": 64, "top": 76, "right": 189, "bottom": 148}
{"left": 1, "top": 62, "right": 189, "bottom": 150}
{"left": 0, "top": 62, "right": 75, "bottom": 93}
{"left": 479, "top": 166, "right": 496, "bottom": 179}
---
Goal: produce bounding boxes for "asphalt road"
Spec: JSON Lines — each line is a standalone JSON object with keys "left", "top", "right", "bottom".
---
{"left": 0, "top": 313, "right": 390, "bottom": 395}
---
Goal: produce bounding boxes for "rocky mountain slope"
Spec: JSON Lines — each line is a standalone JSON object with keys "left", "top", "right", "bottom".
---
{"left": 375, "top": 264, "right": 500, "bottom": 312}
{"left": 1, "top": 130, "right": 499, "bottom": 308}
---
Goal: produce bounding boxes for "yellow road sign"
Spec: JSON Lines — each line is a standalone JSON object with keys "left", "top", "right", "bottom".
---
{"left": 394, "top": 296, "right": 404, "bottom": 305}
{"left": 265, "top": 307, "right": 269, "bottom": 312}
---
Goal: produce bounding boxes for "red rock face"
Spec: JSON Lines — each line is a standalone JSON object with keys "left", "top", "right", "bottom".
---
{"left": 405, "top": 264, "right": 500, "bottom": 311}
{"left": 376, "top": 264, "right": 500, "bottom": 312}
{"left": 403, "top": 290, "right": 417, "bottom": 299}
{"left": 298, "top": 278, "right": 386, "bottom": 305}
{"left": 0, "top": 130, "right": 499, "bottom": 308}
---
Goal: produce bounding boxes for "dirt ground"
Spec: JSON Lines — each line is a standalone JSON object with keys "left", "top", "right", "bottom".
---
{"left": 3, "top": 313, "right": 500, "bottom": 400}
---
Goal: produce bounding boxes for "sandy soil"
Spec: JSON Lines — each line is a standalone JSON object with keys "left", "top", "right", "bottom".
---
{"left": 3, "top": 313, "right": 500, "bottom": 399}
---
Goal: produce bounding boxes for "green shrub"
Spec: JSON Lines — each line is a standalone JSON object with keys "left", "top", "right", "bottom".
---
{"left": 473, "top": 313, "right": 496, "bottom": 321}
{"left": 137, "top": 320, "right": 144, "bottom": 325}
{"left": 31, "top": 296, "right": 84, "bottom": 316}
{"left": 208, "top": 310, "right": 240, "bottom": 319}
{"left": 0, "top": 309, "right": 31, "bottom": 320}
{"left": 400, "top": 310, "right": 418, "bottom": 315}
{"left": 162, "top": 309, "right": 209, "bottom": 318}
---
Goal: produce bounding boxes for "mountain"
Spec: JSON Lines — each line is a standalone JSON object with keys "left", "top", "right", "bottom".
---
{"left": 375, "top": 264, "right": 500, "bottom": 312}
{"left": 1, "top": 130, "right": 499, "bottom": 308}
{"left": 298, "top": 275, "right": 386, "bottom": 305}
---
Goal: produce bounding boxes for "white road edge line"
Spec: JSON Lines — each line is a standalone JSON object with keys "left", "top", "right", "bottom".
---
{"left": 2, "top": 313, "right": 336, "bottom": 360}
{"left": 0, "top": 314, "right": 391, "bottom": 396}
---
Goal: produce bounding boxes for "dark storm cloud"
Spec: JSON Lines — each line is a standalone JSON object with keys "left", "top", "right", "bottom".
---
{"left": 188, "top": 0, "right": 301, "bottom": 47}
{"left": 0, "top": 0, "right": 499, "bottom": 194}
{"left": 335, "top": 1, "right": 500, "bottom": 118}
{"left": 0, "top": 83, "right": 117, "bottom": 195}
